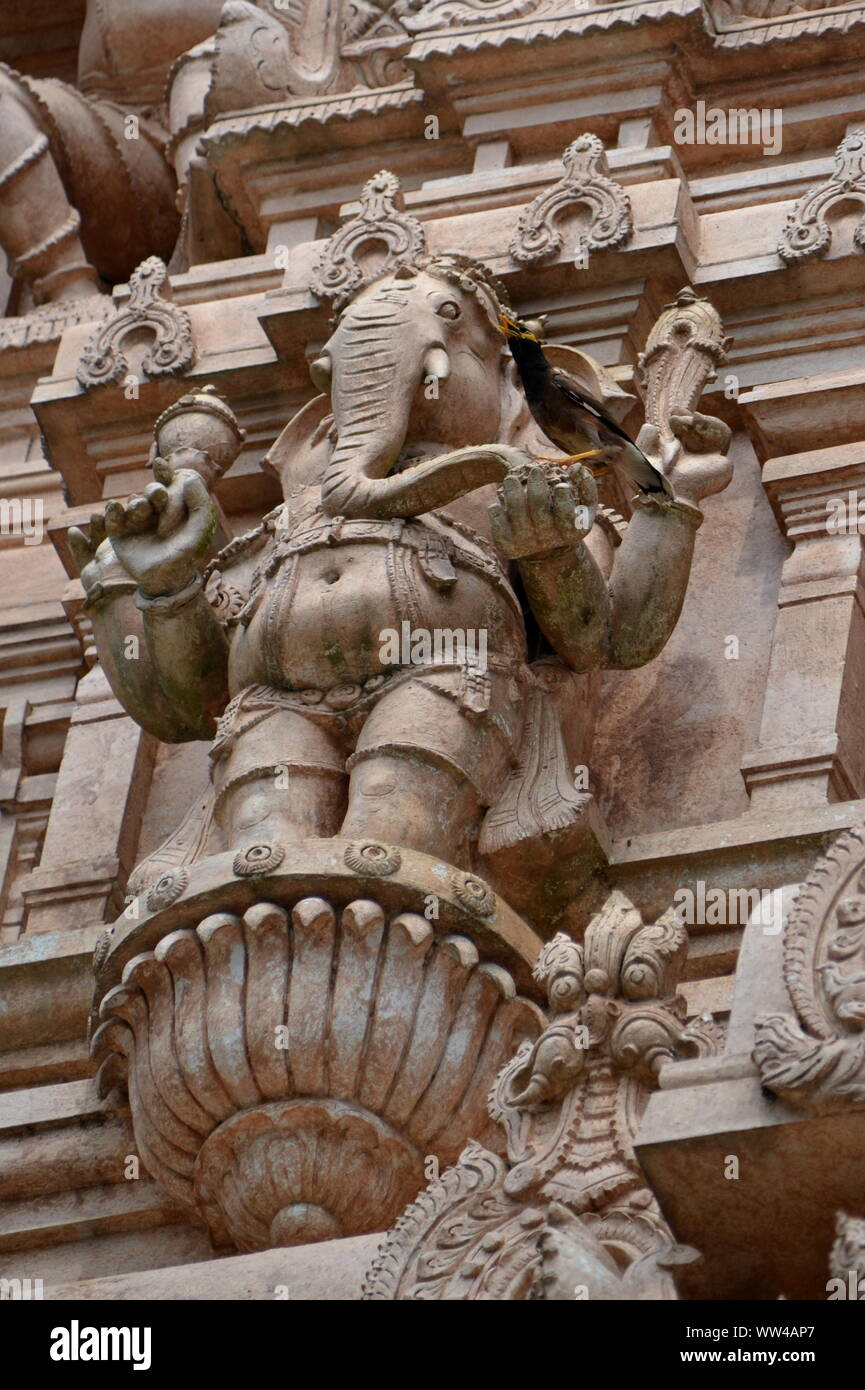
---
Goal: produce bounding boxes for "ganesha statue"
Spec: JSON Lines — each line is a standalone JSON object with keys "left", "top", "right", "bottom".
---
{"left": 74, "top": 253, "right": 732, "bottom": 1251}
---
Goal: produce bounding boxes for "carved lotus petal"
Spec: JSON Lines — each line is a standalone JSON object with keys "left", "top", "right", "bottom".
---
{"left": 233, "top": 843, "right": 286, "bottom": 876}
{"left": 344, "top": 841, "right": 401, "bottom": 876}
{"left": 145, "top": 867, "right": 189, "bottom": 911}
{"left": 91, "top": 895, "right": 541, "bottom": 1251}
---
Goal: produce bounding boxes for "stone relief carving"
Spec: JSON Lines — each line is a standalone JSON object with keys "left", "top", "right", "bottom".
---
{"left": 393, "top": 0, "right": 545, "bottom": 32}
{"left": 73, "top": 227, "right": 732, "bottom": 1248}
{"left": 0, "top": 1, "right": 227, "bottom": 311}
{"left": 755, "top": 825, "right": 865, "bottom": 1110}
{"left": 0, "top": 293, "right": 112, "bottom": 353}
{"left": 509, "top": 134, "right": 633, "bottom": 266}
{"left": 714, "top": 0, "right": 860, "bottom": 20}
{"left": 76, "top": 258, "right": 196, "bottom": 391}
{"left": 310, "top": 170, "right": 427, "bottom": 308}
{"left": 778, "top": 129, "right": 865, "bottom": 264}
{"left": 635, "top": 287, "right": 731, "bottom": 498}
{"left": 0, "top": 0, "right": 423, "bottom": 314}
{"left": 362, "top": 891, "right": 718, "bottom": 1299}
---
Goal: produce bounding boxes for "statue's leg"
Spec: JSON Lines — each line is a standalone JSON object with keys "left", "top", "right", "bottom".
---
{"left": 212, "top": 707, "right": 347, "bottom": 854}
{"left": 342, "top": 676, "right": 519, "bottom": 865}
{"left": 0, "top": 68, "right": 100, "bottom": 305}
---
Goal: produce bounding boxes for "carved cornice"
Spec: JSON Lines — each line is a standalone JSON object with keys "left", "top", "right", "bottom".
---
{"left": 508, "top": 134, "right": 632, "bottom": 266}
{"left": 405, "top": 0, "right": 702, "bottom": 60}
{"left": 778, "top": 129, "right": 865, "bottom": 264}
{"left": 0, "top": 295, "right": 110, "bottom": 353}
{"left": 754, "top": 824, "right": 865, "bottom": 1109}
{"left": 708, "top": 0, "right": 865, "bottom": 46}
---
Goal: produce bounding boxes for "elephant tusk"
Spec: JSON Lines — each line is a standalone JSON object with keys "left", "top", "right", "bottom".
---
{"left": 309, "top": 354, "right": 332, "bottom": 392}
{"left": 422, "top": 346, "right": 450, "bottom": 383}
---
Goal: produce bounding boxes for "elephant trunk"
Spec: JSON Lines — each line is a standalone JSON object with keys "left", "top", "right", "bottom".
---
{"left": 320, "top": 290, "right": 516, "bottom": 518}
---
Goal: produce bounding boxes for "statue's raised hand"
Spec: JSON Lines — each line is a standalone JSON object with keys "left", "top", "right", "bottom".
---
{"left": 637, "top": 411, "right": 733, "bottom": 508}
{"left": 489, "top": 462, "right": 597, "bottom": 561}
{"left": 101, "top": 456, "right": 218, "bottom": 597}
{"left": 68, "top": 512, "right": 114, "bottom": 601}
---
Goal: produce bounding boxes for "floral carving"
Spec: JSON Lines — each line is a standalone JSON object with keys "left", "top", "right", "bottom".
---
{"left": 778, "top": 129, "right": 865, "bottom": 264}
{"left": 363, "top": 890, "right": 714, "bottom": 1300}
{"left": 343, "top": 841, "right": 401, "bottom": 876}
{"left": 232, "top": 843, "right": 286, "bottom": 876}
{"left": 449, "top": 869, "right": 496, "bottom": 916}
{"left": 310, "top": 171, "right": 426, "bottom": 310}
{"left": 76, "top": 258, "right": 196, "bottom": 390}
{"left": 754, "top": 824, "right": 865, "bottom": 1109}
{"left": 145, "top": 867, "right": 189, "bottom": 911}
{"left": 393, "top": 0, "right": 543, "bottom": 33}
{"left": 509, "top": 135, "right": 632, "bottom": 266}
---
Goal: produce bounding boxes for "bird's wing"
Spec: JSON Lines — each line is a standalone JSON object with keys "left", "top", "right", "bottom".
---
{"left": 549, "top": 369, "right": 637, "bottom": 449}
{"left": 550, "top": 367, "right": 674, "bottom": 497}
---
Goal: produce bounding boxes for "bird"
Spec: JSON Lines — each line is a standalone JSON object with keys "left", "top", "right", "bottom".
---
{"left": 498, "top": 313, "right": 674, "bottom": 498}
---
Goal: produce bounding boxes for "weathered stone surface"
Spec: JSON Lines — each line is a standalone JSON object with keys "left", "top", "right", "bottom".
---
{"left": 1, "top": 0, "right": 864, "bottom": 1305}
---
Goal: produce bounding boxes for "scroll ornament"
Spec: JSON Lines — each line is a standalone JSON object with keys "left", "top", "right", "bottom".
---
{"left": 310, "top": 170, "right": 426, "bottom": 310}
{"left": 755, "top": 824, "right": 865, "bottom": 1110}
{"left": 509, "top": 134, "right": 632, "bottom": 266}
{"left": 363, "top": 890, "right": 722, "bottom": 1300}
{"left": 778, "top": 128, "right": 865, "bottom": 264}
{"left": 76, "top": 257, "right": 195, "bottom": 390}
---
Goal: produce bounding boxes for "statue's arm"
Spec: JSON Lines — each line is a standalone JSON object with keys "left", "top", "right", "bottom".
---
{"left": 605, "top": 498, "right": 702, "bottom": 668}
{"left": 85, "top": 578, "right": 204, "bottom": 741}
{"left": 513, "top": 494, "right": 702, "bottom": 672}
{"left": 517, "top": 542, "right": 611, "bottom": 672}
{"left": 490, "top": 465, "right": 613, "bottom": 671}
{"left": 136, "top": 578, "right": 230, "bottom": 739}
{"left": 70, "top": 467, "right": 231, "bottom": 741}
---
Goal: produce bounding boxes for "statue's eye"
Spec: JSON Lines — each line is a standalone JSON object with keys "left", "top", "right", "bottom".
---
{"left": 437, "top": 301, "right": 461, "bottom": 320}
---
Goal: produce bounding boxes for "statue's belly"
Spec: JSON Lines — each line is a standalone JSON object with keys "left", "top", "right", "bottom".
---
{"left": 228, "top": 539, "right": 525, "bottom": 692}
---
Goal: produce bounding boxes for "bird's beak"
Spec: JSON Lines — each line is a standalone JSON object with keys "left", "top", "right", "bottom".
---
{"left": 499, "top": 313, "right": 538, "bottom": 341}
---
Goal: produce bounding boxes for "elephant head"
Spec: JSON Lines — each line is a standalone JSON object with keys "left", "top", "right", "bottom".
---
{"left": 314, "top": 255, "right": 529, "bottom": 519}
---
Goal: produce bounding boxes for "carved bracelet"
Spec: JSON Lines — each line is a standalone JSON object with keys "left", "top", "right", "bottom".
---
{"left": 134, "top": 572, "right": 205, "bottom": 615}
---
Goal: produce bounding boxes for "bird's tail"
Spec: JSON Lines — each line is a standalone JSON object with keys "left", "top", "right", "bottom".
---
{"left": 622, "top": 441, "right": 675, "bottom": 498}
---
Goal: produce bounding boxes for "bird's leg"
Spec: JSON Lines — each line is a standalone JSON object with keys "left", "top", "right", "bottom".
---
{"left": 535, "top": 448, "right": 606, "bottom": 468}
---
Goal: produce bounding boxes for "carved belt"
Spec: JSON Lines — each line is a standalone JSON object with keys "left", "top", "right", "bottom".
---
{"left": 232, "top": 515, "right": 522, "bottom": 631}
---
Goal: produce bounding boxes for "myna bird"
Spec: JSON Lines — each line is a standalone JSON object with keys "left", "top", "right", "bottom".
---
{"left": 499, "top": 313, "right": 674, "bottom": 498}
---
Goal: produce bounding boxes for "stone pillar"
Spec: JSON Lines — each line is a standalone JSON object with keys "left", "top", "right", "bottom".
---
{"left": 741, "top": 441, "right": 865, "bottom": 809}
{"left": 21, "top": 667, "right": 155, "bottom": 933}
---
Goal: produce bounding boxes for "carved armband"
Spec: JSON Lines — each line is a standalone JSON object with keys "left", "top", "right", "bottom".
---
{"left": 82, "top": 577, "right": 137, "bottom": 611}
{"left": 134, "top": 572, "right": 205, "bottom": 616}
{"left": 632, "top": 493, "right": 704, "bottom": 530}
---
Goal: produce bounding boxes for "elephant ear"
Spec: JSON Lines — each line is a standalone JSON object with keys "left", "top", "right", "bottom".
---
{"left": 261, "top": 393, "right": 334, "bottom": 496}
{"left": 541, "top": 345, "right": 637, "bottom": 425}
